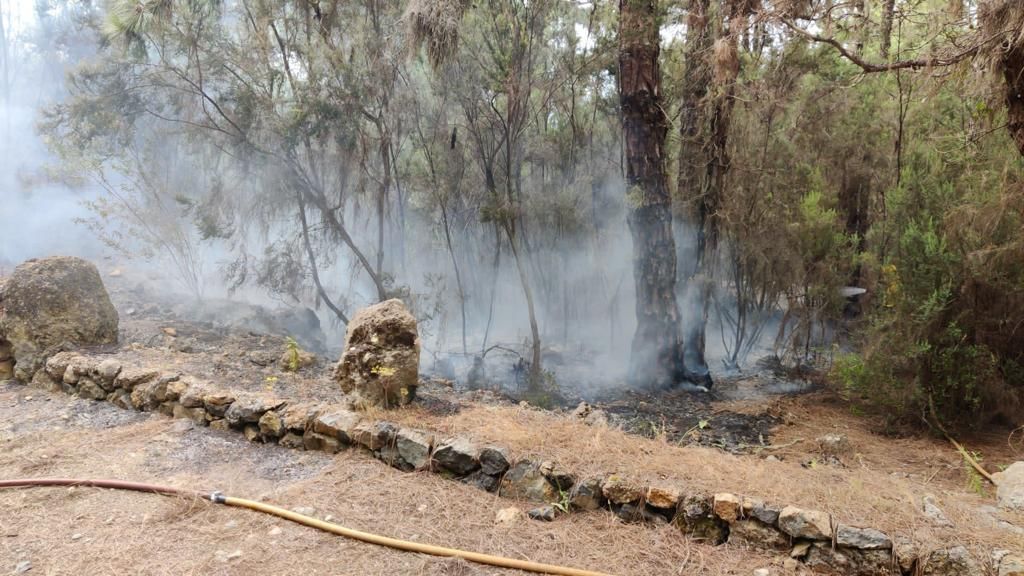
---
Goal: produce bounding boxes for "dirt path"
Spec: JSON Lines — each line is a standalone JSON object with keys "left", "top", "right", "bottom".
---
{"left": 0, "top": 383, "right": 783, "bottom": 576}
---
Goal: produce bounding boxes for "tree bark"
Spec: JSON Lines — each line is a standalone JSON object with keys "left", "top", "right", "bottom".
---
{"left": 620, "top": 0, "right": 684, "bottom": 388}
{"left": 880, "top": 0, "right": 896, "bottom": 59}
{"left": 677, "top": 0, "right": 714, "bottom": 384}
{"left": 1003, "top": 42, "right": 1024, "bottom": 157}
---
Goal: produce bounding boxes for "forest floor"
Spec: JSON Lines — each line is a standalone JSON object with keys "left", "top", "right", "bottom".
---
{"left": 1, "top": 268, "right": 1022, "bottom": 574}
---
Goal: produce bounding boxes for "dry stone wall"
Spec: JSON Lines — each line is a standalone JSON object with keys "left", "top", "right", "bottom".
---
{"left": 19, "top": 352, "right": 1021, "bottom": 576}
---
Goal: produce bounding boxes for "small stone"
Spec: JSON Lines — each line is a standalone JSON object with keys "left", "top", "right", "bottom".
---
{"left": 268, "top": 526, "right": 282, "bottom": 536}
{"left": 350, "top": 421, "right": 398, "bottom": 451}
{"left": 894, "top": 537, "right": 919, "bottom": 574}
{"left": 14, "top": 560, "right": 31, "bottom": 574}
{"left": 209, "top": 419, "right": 230, "bottom": 432}
{"left": 713, "top": 493, "right": 742, "bottom": 522}
{"left": 479, "top": 446, "right": 511, "bottom": 476}
{"left": 303, "top": 432, "right": 341, "bottom": 453}
{"left": 805, "top": 543, "right": 892, "bottom": 576}
{"left": 93, "top": 359, "right": 122, "bottom": 387}
{"left": 280, "top": 432, "right": 304, "bottom": 449}
{"left": 572, "top": 402, "right": 591, "bottom": 418}
{"left": 782, "top": 558, "right": 799, "bottom": 571}
{"left": 203, "top": 392, "right": 236, "bottom": 417}
{"left": 601, "top": 475, "right": 644, "bottom": 504}
{"left": 673, "top": 493, "right": 728, "bottom": 544}
{"left": 778, "top": 506, "right": 832, "bottom": 540}
{"left": 569, "top": 477, "right": 605, "bottom": 511}
{"left": 790, "top": 541, "right": 812, "bottom": 559}
{"left": 258, "top": 410, "right": 285, "bottom": 438}
{"left": 225, "top": 394, "right": 284, "bottom": 426}
{"left": 742, "top": 498, "right": 781, "bottom": 525}
{"left": 730, "top": 519, "right": 789, "bottom": 549}
{"left": 753, "top": 569, "right": 770, "bottom": 576}
{"left": 920, "top": 546, "right": 980, "bottom": 576}
{"left": 243, "top": 425, "right": 260, "bottom": 442}
{"left": 312, "top": 408, "right": 362, "bottom": 443}
{"left": 922, "top": 494, "right": 953, "bottom": 527}
{"left": 527, "top": 506, "right": 556, "bottom": 522}
{"left": 765, "top": 455, "right": 781, "bottom": 463}
{"left": 501, "top": 460, "right": 557, "bottom": 502}
{"left": 163, "top": 327, "right": 177, "bottom": 337}
{"left": 646, "top": 485, "right": 681, "bottom": 510}
{"left": 816, "top": 433, "right": 850, "bottom": 457}
{"left": 113, "top": 366, "right": 159, "bottom": 392}
{"left": 433, "top": 437, "right": 480, "bottom": 476}
{"left": 462, "top": 470, "right": 500, "bottom": 492}
{"left": 993, "top": 462, "right": 1024, "bottom": 512}
{"left": 495, "top": 507, "right": 522, "bottom": 524}
{"left": 395, "top": 428, "right": 434, "bottom": 471}
{"left": 835, "top": 525, "right": 892, "bottom": 550}
{"left": 71, "top": 533, "right": 83, "bottom": 540}
{"left": 539, "top": 461, "right": 575, "bottom": 491}
{"left": 292, "top": 506, "right": 316, "bottom": 516}
{"left": 280, "top": 403, "right": 320, "bottom": 432}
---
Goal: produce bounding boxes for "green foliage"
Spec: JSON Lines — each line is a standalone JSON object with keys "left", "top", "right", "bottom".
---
{"left": 284, "top": 337, "right": 301, "bottom": 373}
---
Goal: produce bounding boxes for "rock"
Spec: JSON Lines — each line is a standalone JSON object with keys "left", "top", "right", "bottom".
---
{"left": 501, "top": 460, "right": 558, "bottom": 502}
{"left": 616, "top": 502, "right": 668, "bottom": 524}
{"left": 203, "top": 392, "right": 236, "bottom": 417}
{"left": 993, "top": 461, "right": 1024, "bottom": 511}
{"left": 62, "top": 355, "right": 95, "bottom": 385}
{"left": 280, "top": 432, "right": 305, "bottom": 449}
{"left": 462, "top": 470, "right": 500, "bottom": 492}
{"left": 0, "top": 358, "right": 12, "bottom": 380}
{"left": 495, "top": 507, "right": 522, "bottom": 524}
{"left": 280, "top": 403, "right": 320, "bottom": 433}
{"left": 312, "top": 408, "right": 361, "bottom": 443}
{"left": 77, "top": 379, "right": 107, "bottom": 400}
{"left": 433, "top": 437, "right": 480, "bottom": 476}
{"left": 209, "top": 419, "right": 230, "bottom": 432}
{"left": 999, "top": 552, "right": 1024, "bottom": 576}
{"left": 539, "top": 461, "right": 575, "bottom": 491}
{"left": 224, "top": 394, "right": 284, "bottom": 426}
{"left": 528, "top": 506, "right": 556, "bottom": 522}
{"left": 303, "top": 431, "right": 342, "bottom": 453}
{"left": 742, "top": 499, "right": 781, "bottom": 526}
{"left": 0, "top": 256, "right": 118, "bottom": 381}
{"left": 130, "top": 378, "right": 168, "bottom": 411}
{"left": 479, "top": 446, "right": 511, "bottom": 476}
{"left": 835, "top": 525, "right": 892, "bottom": 550}
{"left": 178, "top": 382, "right": 209, "bottom": 408}
{"left": 921, "top": 546, "right": 980, "bottom": 576}
{"left": 673, "top": 493, "right": 728, "bottom": 544}
{"left": 258, "top": 410, "right": 285, "bottom": 438}
{"left": 163, "top": 379, "right": 189, "bottom": 402}
{"left": 816, "top": 433, "right": 850, "bottom": 457}
{"left": 777, "top": 506, "right": 832, "bottom": 540}
{"left": 894, "top": 537, "right": 919, "bottom": 574}
{"left": 172, "top": 404, "right": 208, "bottom": 425}
{"left": 646, "top": 485, "right": 681, "bottom": 510}
{"left": 601, "top": 475, "right": 644, "bottom": 505}
{"left": 30, "top": 369, "right": 59, "bottom": 391}
{"left": 753, "top": 569, "right": 770, "bottom": 576}
{"left": 782, "top": 558, "right": 799, "bottom": 571}
{"left": 243, "top": 425, "right": 260, "bottom": 442}
{"left": 279, "top": 348, "right": 316, "bottom": 371}
{"left": 92, "top": 359, "right": 122, "bottom": 388}
{"left": 14, "top": 560, "right": 31, "bottom": 573}
{"left": 114, "top": 367, "right": 159, "bottom": 392}
{"left": 571, "top": 402, "right": 592, "bottom": 418}
{"left": 730, "top": 518, "right": 788, "bottom": 549}
{"left": 922, "top": 494, "right": 953, "bottom": 527}
{"left": 333, "top": 299, "right": 420, "bottom": 408}
{"left": 44, "top": 351, "right": 79, "bottom": 381}
{"left": 805, "top": 543, "right": 894, "bottom": 576}
{"left": 790, "top": 541, "right": 812, "bottom": 559}
{"left": 394, "top": 428, "right": 434, "bottom": 471}
{"left": 569, "top": 477, "right": 606, "bottom": 511}
{"left": 268, "top": 526, "right": 282, "bottom": 537}
{"left": 713, "top": 493, "right": 742, "bottom": 522}
{"left": 349, "top": 421, "right": 398, "bottom": 451}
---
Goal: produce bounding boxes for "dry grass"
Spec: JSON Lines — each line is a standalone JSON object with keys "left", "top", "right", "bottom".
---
{"left": 0, "top": 383, "right": 786, "bottom": 576}
{"left": 373, "top": 392, "right": 1024, "bottom": 558}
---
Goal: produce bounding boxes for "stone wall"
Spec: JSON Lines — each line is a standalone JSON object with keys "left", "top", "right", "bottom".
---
{"left": 23, "top": 352, "right": 1021, "bottom": 576}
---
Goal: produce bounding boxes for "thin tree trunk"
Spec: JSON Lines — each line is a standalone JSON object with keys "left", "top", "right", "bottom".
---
{"left": 619, "top": 0, "right": 684, "bottom": 388}
{"left": 1002, "top": 42, "right": 1024, "bottom": 157}
{"left": 880, "top": 0, "right": 896, "bottom": 59}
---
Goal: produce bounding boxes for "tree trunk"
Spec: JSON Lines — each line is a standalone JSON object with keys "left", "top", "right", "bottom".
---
{"left": 677, "top": 0, "right": 714, "bottom": 385}
{"left": 1003, "top": 43, "right": 1024, "bottom": 157}
{"left": 880, "top": 0, "right": 896, "bottom": 59}
{"left": 619, "top": 0, "right": 684, "bottom": 388}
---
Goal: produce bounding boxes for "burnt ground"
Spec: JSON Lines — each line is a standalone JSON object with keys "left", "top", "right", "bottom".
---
{"left": 99, "top": 271, "right": 811, "bottom": 456}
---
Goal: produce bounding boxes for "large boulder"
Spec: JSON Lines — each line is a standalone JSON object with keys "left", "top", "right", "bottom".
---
{"left": 334, "top": 299, "right": 420, "bottom": 408}
{"left": 0, "top": 257, "right": 118, "bottom": 381}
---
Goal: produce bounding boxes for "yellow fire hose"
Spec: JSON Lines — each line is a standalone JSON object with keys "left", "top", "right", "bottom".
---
{"left": 0, "top": 478, "right": 613, "bottom": 576}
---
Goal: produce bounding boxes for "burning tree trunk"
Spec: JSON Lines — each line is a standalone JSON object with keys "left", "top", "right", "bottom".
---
{"left": 619, "top": 0, "right": 684, "bottom": 388}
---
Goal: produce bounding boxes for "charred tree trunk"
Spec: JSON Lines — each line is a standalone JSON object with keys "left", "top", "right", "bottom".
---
{"left": 678, "top": 0, "right": 714, "bottom": 384}
{"left": 619, "top": 0, "right": 684, "bottom": 388}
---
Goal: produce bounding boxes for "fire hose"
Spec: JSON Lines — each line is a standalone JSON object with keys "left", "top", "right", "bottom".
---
{"left": 0, "top": 478, "right": 613, "bottom": 576}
